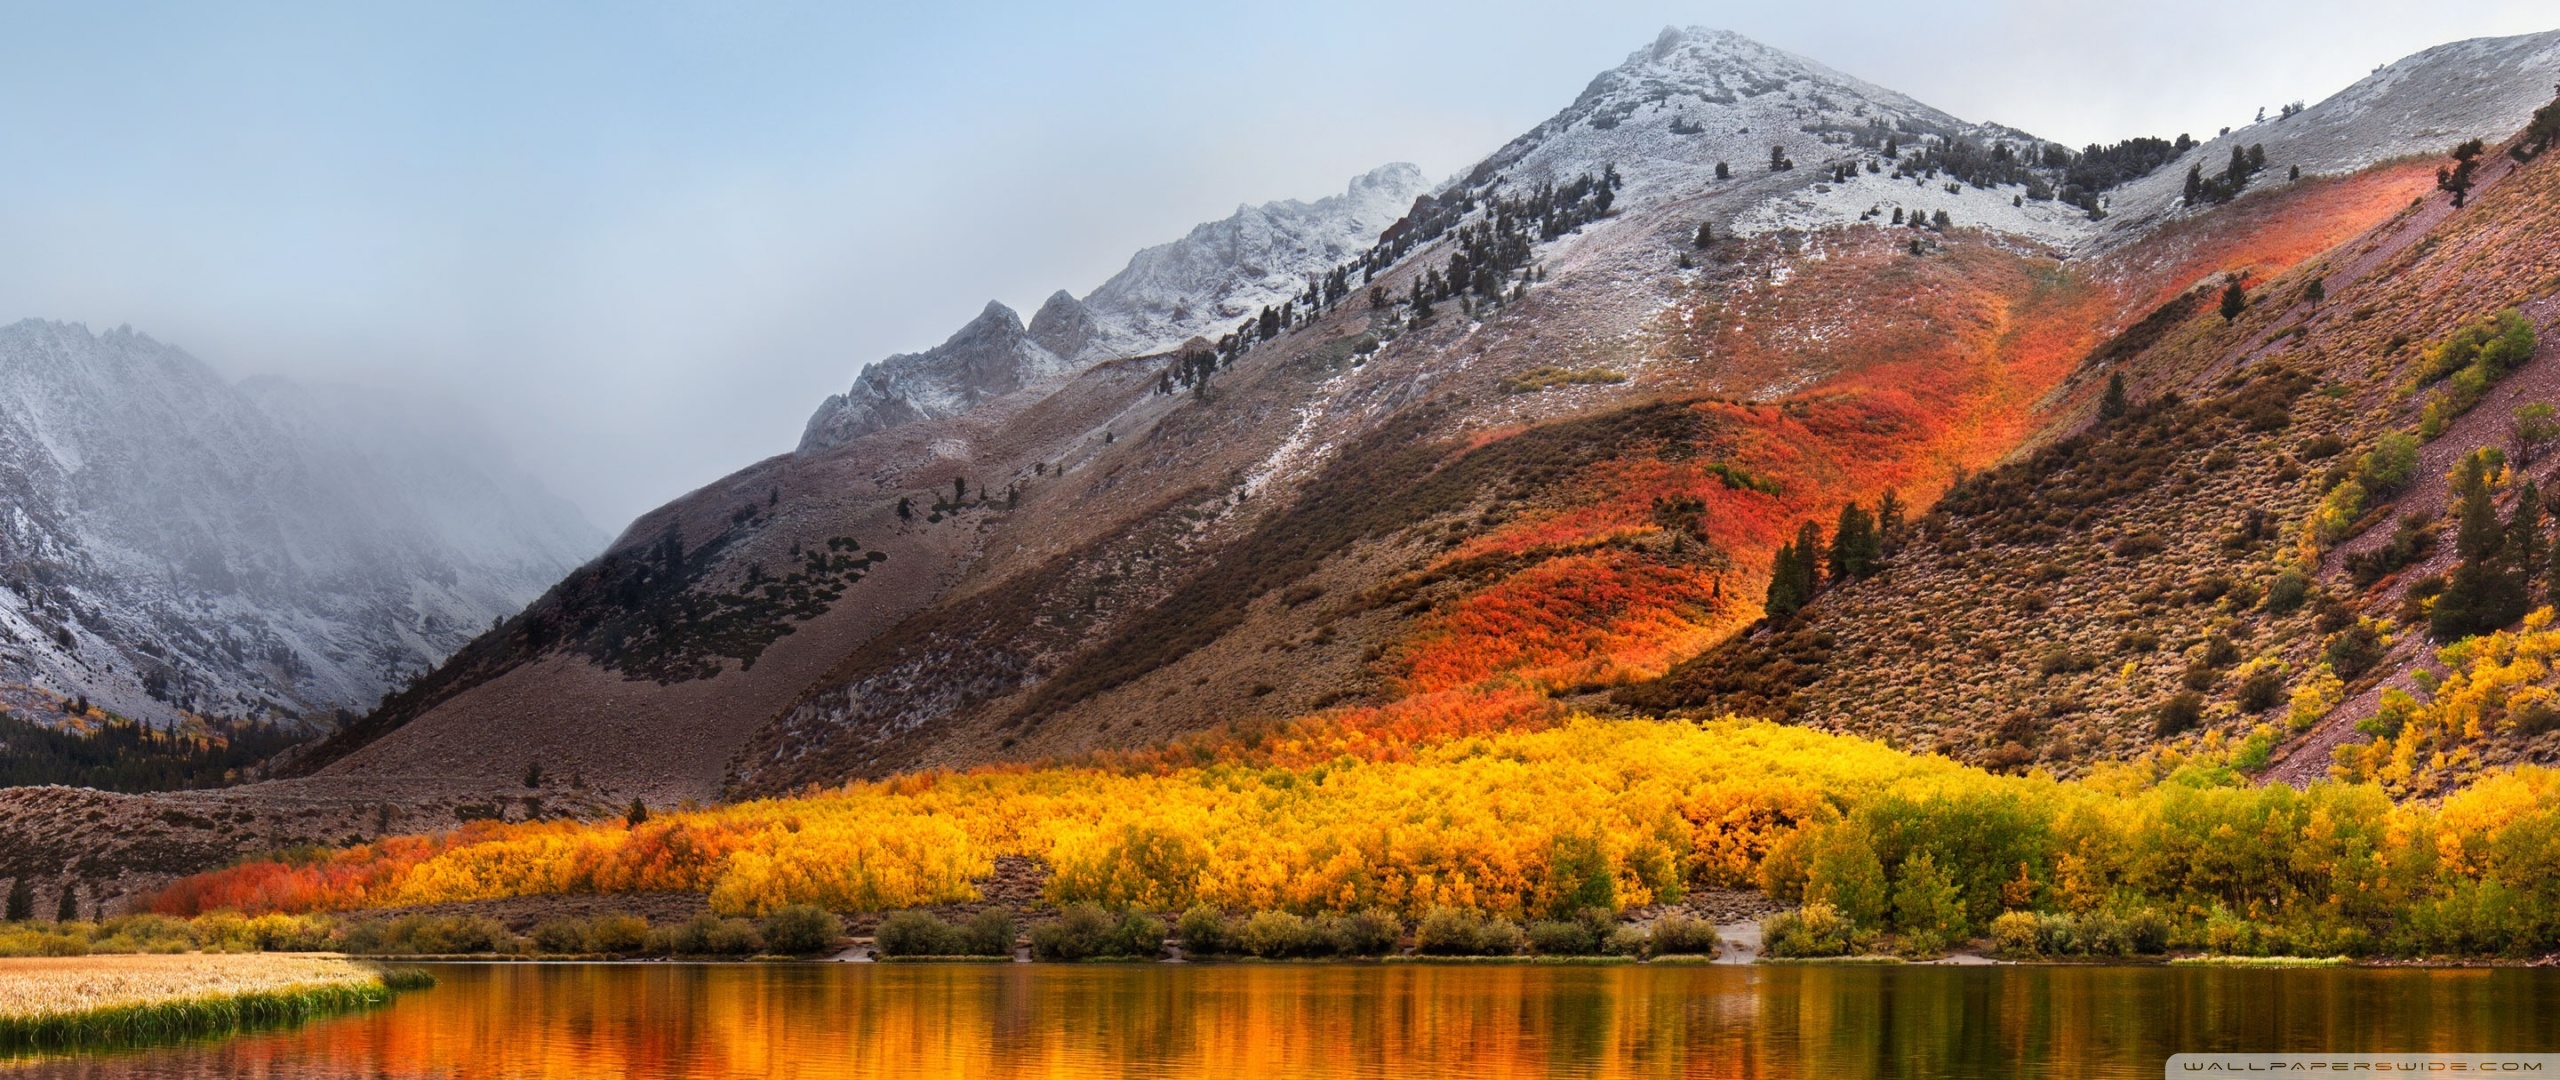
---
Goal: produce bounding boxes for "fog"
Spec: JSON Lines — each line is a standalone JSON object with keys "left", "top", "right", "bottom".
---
{"left": 1, "top": 0, "right": 2551, "bottom": 531}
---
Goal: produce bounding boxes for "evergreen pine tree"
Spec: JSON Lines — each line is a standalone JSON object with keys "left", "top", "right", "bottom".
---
{"left": 1715, "top": 161, "right": 1730, "bottom": 180}
{"left": 1792, "top": 520, "right": 1824, "bottom": 594}
{"left": 1875, "top": 489, "right": 1906, "bottom": 555}
{"left": 2434, "top": 452, "right": 2530, "bottom": 640}
{"left": 54, "top": 882, "right": 76, "bottom": 923}
{"left": 2511, "top": 480, "right": 2545, "bottom": 593}
{"left": 626, "top": 799, "right": 650, "bottom": 828}
{"left": 2220, "top": 279, "right": 2248, "bottom": 322}
{"left": 2100, "top": 372, "right": 2129, "bottom": 420}
{"left": 2184, "top": 163, "right": 2205, "bottom": 205}
{"left": 2455, "top": 453, "right": 2502, "bottom": 561}
{"left": 1764, "top": 540, "right": 1805, "bottom": 620}
{"left": 4, "top": 877, "right": 30, "bottom": 922}
{"left": 1829, "top": 503, "right": 1882, "bottom": 582}
{"left": 1694, "top": 221, "right": 1714, "bottom": 248}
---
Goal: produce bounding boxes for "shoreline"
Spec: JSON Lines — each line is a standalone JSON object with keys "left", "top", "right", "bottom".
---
{"left": 0, "top": 954, "right": 432, "bottom": 1055}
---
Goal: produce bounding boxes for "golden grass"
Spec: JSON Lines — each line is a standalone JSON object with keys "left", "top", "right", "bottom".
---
{"left": 0, "top": 953, "right": 426, "bottom": 1052}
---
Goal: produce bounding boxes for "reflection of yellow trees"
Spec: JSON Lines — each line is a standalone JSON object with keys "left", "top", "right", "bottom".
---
{"left": 177, "top": 963, "right": 2560, "bottom": 1080}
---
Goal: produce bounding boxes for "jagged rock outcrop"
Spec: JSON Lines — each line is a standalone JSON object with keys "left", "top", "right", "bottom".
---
{"left": 798, "top": 164, "right": 1431, "bottom": 451}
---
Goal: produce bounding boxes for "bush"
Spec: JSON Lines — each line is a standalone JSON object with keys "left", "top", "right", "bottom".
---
{"left": 1238, "top": 911, "right": 1330, "bottom": 958}
{"left": 1334, "top": 908, "right": 1403, "bottom": 957}
{"left": 1525, "top": 908, "right": 1616, "bottom": 956}
{"left": 1176, "top": 905, "right": 1235, "bottom": 956}
{"left": 956, "top": 909, "right": 1018, "bottom": 956}
{"left": 1029, "top": 904, "right": 1163, "bottom": 961}
{"left": 1988, "top": 908, "right": 2169, "bottom": 957}
{"left": 663, "top": 915, "right": 764, "bottom": 955}
{"left": 530, "top": 918, "right": 589, "bottom": 954}
{"left": 760, "top": 904, "right": 842, "bottom": 954}
{"left": 1763, "top": 902, "right": 1854, "bottom": 958}
{"left": 1413, "top": 907, "right": 1526, "bottom": 956}
{"left": 1643, "top": 913, "right": 1722, "bottom": 958}
{"left": 345, "top": 914, "right": 518, "bottom": 955}
{"left": 2353, "top": 433, "right": 2421, "bottom": 494}
{"left": 2113, "top": 531, "right": 2168, "bottom": 560}
{"left": 585, "top": 914, "right": 650, "bottom": 954}
{"left": 2154, "top": 692, "right": 2206, "bottom": 737}
{"left": 1989, "top": 911, "right": 2042, "bottom": 956}
{"left": 2234, "top": 662, "right": 2288, "bottom": 713}
{"left": 0, "top": 925, "right": 90, "bottom": 957}
{"left": 873, "top": 911, "right": 956, "bottom": 958}
{"left": 2264, "top": 570, "right": 2310, "bottom": 614}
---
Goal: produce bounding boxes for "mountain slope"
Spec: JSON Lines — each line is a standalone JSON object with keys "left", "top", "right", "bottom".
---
{"left": 0, "top": 320, "right": 602, "bottom": 728}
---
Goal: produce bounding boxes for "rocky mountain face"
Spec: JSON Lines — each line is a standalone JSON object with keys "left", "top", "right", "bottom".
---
{"left": 797, "top": 163, "right": 1431, "bottom": 451}
{"left": 0, "top": 320, "right": 603, "bottom": 728}
{"left": 24, "top": 26, "right": 2560, "bottom": 910}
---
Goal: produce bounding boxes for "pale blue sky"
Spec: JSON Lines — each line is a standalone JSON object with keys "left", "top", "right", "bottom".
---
{"left": 3, "top": 1, "right": 2554, "bottom": 528}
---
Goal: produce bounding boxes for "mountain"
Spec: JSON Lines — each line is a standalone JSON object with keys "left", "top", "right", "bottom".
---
{"left": 798, "top": 163, "right": 1431, "bottom": 450}
{"left": 0, "top": 320, "right": 603, "bottom": 729}
{"left": 16, "top": 26, "right": 2560, "bottom": 914}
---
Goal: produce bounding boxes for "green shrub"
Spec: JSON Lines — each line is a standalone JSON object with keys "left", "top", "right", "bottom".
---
{"left": 1413, "top": 907, "right": 1526, "bottom": 956}
{"left": 955, "top": 909, "right": 1018, "bottom": 956}
{"left": 1176, "top": 905, "right": 1235, "bottom": 956}
{"left": 1989, "top": 911, "right": 2042, "bottom": 956}
{"left": 2264, "top": 570, "right": 2310, "bottom": 614}
{"left": 1333, "top": 908, "right": 1403, "bottom": 957}
{"left": 0, "top": 925, "right": 90, "bottom": 957}
{"left": 874, "top": 911, "right": 956, "bottom": 957}
{"left": 1993, "top": 908, "right": 2171, "bottom": 957}
{"left": 1762, "top": 902, "right": 1854, "bottom": 958}
{"left": 1889, "top": 852, "right": 1968, "bottom": 942}
{"left": 759, "top": 904, "right": 842, "bottom": 954}
{"left": 344, "top": 915, "right": 518, "bottom": 955}
{"left": 530, "top": 919, "right": 589, "bottom": 954}
{"left": 664, "top": 915, "right": 764, "bottom": 956}
{"left": 1238, "top": 911, "right": 1329, "bottom": 958}
{"left": 1029, "top": 904, "right": 1163, "bottom": 961}
{"left": 1802, "top": 824, "right": 1887, "bottom": 929}
{"left": 91, "top": 915, "right": 196, "bottom": 955}
{"left": 1643, "top": 914, "right": 1722, "bottom": 958}
{"left": 2352, "top": 433, "right": 2421, "bottom": 494}
{"left": 584, "top": 914, "right": 650, "bottom": 954}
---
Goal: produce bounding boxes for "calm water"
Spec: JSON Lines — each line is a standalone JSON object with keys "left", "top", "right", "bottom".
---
{"left": 12, "top": 962, "right": 2560, "bottom": 1079}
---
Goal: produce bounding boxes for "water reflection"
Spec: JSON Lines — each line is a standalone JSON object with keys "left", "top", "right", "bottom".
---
{"left": 14, "top": 962, "right": 2558, "bottom": 1079}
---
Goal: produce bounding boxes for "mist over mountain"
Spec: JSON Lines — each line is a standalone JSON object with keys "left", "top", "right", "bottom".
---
{"left": 0, "top": 319, "right": 602, "bottom": 727}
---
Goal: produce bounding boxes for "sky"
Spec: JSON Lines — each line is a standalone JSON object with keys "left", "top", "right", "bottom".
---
{"left": 2, "top": 1, "right": 2555, "bottom": 532}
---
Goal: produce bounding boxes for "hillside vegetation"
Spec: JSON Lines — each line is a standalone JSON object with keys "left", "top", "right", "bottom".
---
{"left": 152, "top": 708, "right": 2560, "bottom": 957}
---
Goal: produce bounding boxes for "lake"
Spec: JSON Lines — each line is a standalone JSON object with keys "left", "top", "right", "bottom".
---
{"left": 11, "top": 961, "right": 2559, "bottom": 1078}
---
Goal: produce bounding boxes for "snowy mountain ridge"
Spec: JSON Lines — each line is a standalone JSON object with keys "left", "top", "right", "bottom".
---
{"left": 798, "top": 163, "right": 1431, "bottom": 451}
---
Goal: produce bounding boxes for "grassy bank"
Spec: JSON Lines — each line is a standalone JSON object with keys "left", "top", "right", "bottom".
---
{"left": 0, "top": 954, "right": 431, "bottom": 1054}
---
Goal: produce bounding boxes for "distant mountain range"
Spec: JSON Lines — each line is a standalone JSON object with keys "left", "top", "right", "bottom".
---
{"left": 0, "top": 320, "right": 602, "bottom": 727}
